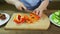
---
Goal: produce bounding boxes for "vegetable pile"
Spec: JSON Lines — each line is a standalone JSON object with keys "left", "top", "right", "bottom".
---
{"left": 13, "top": 13, "right": 40, "bottom": 24}
{"left": 51, "top": 10, "right": 60, "bottom": 25}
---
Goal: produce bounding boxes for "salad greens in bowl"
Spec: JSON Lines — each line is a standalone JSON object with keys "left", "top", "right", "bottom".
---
{"left": 49, "top": 10, "right": 60, "bottom": 26}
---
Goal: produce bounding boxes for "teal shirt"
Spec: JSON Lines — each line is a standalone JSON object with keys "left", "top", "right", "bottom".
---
{"left": 19, "top": 0, "right": 42, "bottom": 10}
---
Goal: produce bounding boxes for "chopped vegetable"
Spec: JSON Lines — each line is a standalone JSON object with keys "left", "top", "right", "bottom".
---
{"left": 13, "top": 13, "right": 40, "bottom": 24}
{"left": 51, "top": 10, "right": 60, "bottom": 25}
{"left": 18, "top": 15, "right": 21, "bottom": 20}
{"left": 14, "top": 15, "right": 25, "bottom": 24}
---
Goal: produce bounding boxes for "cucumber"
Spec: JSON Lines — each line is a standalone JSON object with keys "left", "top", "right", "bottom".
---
{"left": 50, "top": 10, "right": 60, "bottom": 26}
{"left": 55, "top": 12, "right": 59, "bottom": 16}
{"left": 51, "top": 11, "right": 60, "bottom": 24}
{"left": 57, "top": 22, "right": 60, "bottom": 25}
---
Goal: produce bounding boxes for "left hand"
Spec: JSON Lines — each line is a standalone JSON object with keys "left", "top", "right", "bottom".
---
{"left": 33, "top": 8, "right": 43, "bottom": 17}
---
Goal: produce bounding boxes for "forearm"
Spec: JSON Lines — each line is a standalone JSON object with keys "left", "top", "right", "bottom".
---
{"left": 38, "top": 0, "right": 49, "bottom": 10}
{"left": 5, "top": 0, "right": 20, "bottom": 5}
{"left": 5, "top": 0, "right": 22, "bottom": 8}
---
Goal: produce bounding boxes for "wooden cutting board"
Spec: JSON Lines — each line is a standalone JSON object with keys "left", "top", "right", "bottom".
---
{"left": 5, "top": 13, "right": 50, "bottom": 30}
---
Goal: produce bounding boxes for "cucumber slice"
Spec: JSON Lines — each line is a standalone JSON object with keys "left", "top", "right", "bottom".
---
{"left": 55, "top": 12, "right": 59, "bottom": 16}
{"left": 53, "top": 18, "right": 59, "bottom": 23}
{"left": 51, "top": 13, "right": 60, "bottom": 24}
{"left": 57, "top": 22, "right": 60, "bottom": 25}
{"left": 50, "top": 10, "right": 60, "bottom": 26}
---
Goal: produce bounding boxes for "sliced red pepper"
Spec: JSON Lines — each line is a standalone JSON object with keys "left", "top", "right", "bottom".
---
{"left": 14, "top": 14, "right": 26, "bottom": 24}
{"left": 25, "top": 18, "right": 33, "bottom": 23}
{"left": 30, "top": 13, "right": 40, "bottom": 20}
{"left": 14, "top": 19, "right": 21, "bottom": 24}
{"left": 18, "top": 15, "right": 21, "bottom": 20}
{"left": 20, "top": 18, "right": 25, "bottom": 23}
{"left": 14, "top": 18, "right": 25, "bottom": 24}
{"left": 24, "top": 15, "right": 33, "bottom": 23}
{"left": 24, "top": 15, "right": 29, "bottom": 20}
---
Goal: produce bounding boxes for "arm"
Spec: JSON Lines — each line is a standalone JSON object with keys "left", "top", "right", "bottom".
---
{"left": 33, "top": 0, "right": 49, "bottom": 17}
{"left": 5, "top": 0, "right": 20, "bottom": 5}
{"left": 5, "top": 0, "right": 27, "bottom": 10}
{"left": 38, "top": 0, "right": 49, "bottom": 10}
{"left": 5, "top": 0, "right": 21, "bottom": 8}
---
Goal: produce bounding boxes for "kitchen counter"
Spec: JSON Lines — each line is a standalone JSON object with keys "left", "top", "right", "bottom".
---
{"left": 0, "top": 1, "right": 60, "bottom": 34}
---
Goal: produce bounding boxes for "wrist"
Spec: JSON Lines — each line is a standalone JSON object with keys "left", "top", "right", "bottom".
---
{"left": 14, "top": 1, "right": 20, "bottom": 6}
{"left": 38, "top": 7, "right": 45, "bottom": 11}
{"left": 5, "top": 0, "right": 19, "bottom": 5}
{"left": 14, "top": 1, "right": 21, "bottom": 9}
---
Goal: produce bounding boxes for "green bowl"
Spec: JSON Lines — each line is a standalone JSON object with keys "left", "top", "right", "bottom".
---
{"left": 49, "top": 10, "right": 60, "bottom": 26}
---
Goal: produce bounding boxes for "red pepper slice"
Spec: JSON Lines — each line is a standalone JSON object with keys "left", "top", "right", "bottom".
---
{"left": 14, "top": 19, "right": 21, "bottom": 24}
{"left": 18, "top": 15, "right": 21, "bottom": 20}
{"left": 30, "top": 13, "right": 40, "bottom": 20}
{"left": 20, "top": 18, "right": 25, "bottom": 23}
{"left": 14, "top": 18, "right": 25, "bottom": 24}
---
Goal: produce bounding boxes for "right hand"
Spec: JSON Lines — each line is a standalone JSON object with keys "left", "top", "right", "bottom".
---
{"left": 5, "top": 0, "right": 27, "bottom": 11}
{"left": 16, "top": 2, "right": 27, "bottom": 11}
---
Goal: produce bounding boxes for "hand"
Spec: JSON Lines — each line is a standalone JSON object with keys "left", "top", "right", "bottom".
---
{"left": 33, "top": 8, "right": 43, "bottom": 17}
{"left": 16, "top": 2, "right": 27, "bottom": 11}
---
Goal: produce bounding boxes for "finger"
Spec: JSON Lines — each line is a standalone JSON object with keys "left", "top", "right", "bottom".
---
{"left": 38, "top": 11, "right": 43, "bottom": 17}
{"left": 35, "top": 10, "right": 39, "bottom": 15}
{"left": 18, "top": 7, "right": 22, "bottom": 11}
{"left": 32, "top": 10, "right": 36, "bottom": 14}
{"left": 33, "top": 10, "right": 39, "bottom": 15}
{"left": 38, "top": 11, "right": 40, "bottom": 15}
{"left": 26, "top": 10, "right": 32, "bottom": 12}
{"left": 22, "top": 5, "right": 27, "bottom": 10}
{"left": 20, "top": 7, "right": 23, "bottom": 10}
